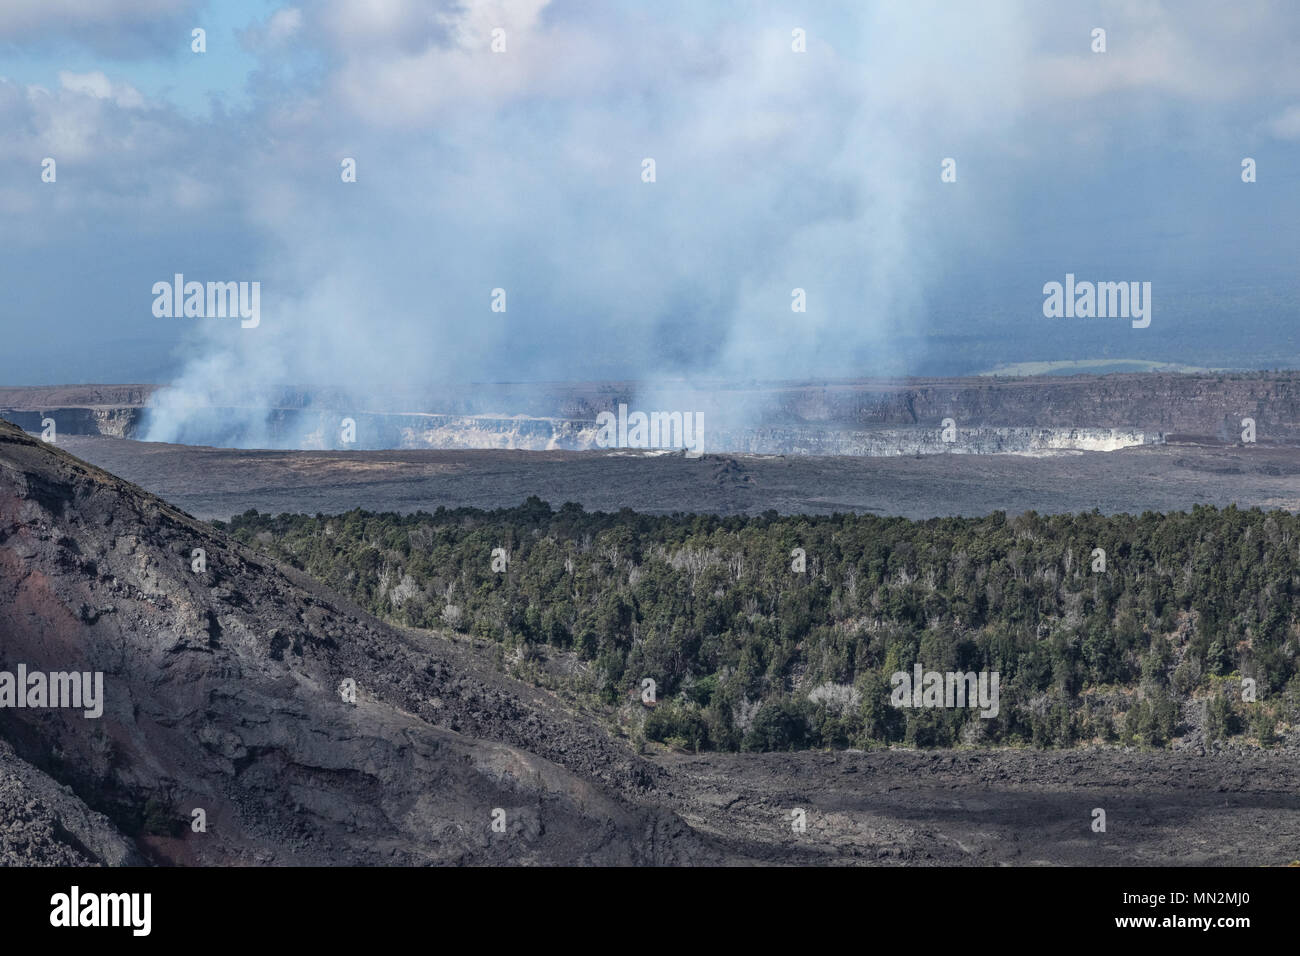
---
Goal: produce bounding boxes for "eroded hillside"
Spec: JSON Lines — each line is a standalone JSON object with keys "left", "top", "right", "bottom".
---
{"left": 0, "top": 418, "right": 715, "bottom": 864}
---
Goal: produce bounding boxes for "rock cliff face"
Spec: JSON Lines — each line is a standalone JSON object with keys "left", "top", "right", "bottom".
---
{"left": 1, "top": 372, "right": 1294, "bottom": 453}
{"left": 0, "top": 737, "right": 143, "bottom": 866}
{"left": 0, "top": 418, "right": 716, "bottom": 865}
{"left": 708, "top": 426, "right": 1158, "bottom": 456}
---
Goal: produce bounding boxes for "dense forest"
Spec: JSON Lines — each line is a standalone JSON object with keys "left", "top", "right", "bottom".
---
{"left": 219, "top": 500, "right": 1298, "bottom": 752}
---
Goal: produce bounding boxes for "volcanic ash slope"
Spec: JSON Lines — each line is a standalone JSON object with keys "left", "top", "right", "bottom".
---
{"left": 0, "top": 419, "right": 717, "bottom": 865}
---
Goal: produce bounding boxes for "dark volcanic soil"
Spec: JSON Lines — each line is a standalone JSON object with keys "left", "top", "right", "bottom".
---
{"left": 55, "top": 435, "right": 1300, "bottom": 520}
{"left": 0, "top": 419, "right": 714, "bottom": 865}
{"left": 657, "top": 748, "right": 1300, "bottom": 866}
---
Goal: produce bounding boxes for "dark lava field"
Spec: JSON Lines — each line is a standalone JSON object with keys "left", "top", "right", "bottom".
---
{"left": 56, "top": 434, "right": 1300, "bottom": 521}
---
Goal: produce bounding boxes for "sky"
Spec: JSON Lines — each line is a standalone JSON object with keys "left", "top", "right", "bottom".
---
{"left": 2, "top": 0, "right": 1300, "bottom": 394}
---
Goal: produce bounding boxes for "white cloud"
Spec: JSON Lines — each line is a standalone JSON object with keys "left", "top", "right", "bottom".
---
{"left": 1267, "top": 104, "right": 1300, "bottom": 140}
{"left": 0, "top": 0, "right": 186, "bottom": 36}
{"left": 241, "top": 6, "right": 303, "bottom": 52}
{"left": 59, "top": 70, "right": 145, "bottom": 108}
{"left": 267, "top": 7, "right": 303, "bottom": 43}
{"left": 325, "top": 0, "right": 575, "bottom": 123}
{"left": 1020, "top": 0, "right": 1300, "bottom": 104}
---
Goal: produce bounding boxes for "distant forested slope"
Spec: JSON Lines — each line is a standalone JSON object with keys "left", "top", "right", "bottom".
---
{"left": 220, "top": 500, "right": 1298, "bottom": 751}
